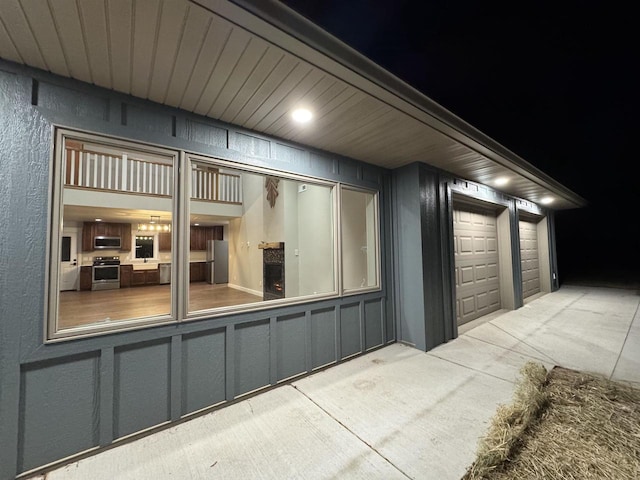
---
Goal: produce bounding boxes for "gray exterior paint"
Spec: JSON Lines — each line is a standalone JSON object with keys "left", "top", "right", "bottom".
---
{"left": 392, "top": 163, "right": 457, "bottom": 351}
{"left": 0, "top": 60, "right": 393, "bottom": 479}
{"left": 0, "top": 56, "right": 560, "bottom": 479}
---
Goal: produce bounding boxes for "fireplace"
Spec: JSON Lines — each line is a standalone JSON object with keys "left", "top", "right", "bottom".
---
{"left": 262, "top": 243, "right": 284, "bottom": 301}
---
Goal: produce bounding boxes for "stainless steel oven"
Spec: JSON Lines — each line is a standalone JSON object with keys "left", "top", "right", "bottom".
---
{"left": 92, "top": 256, "right": 121, "bottom": 291}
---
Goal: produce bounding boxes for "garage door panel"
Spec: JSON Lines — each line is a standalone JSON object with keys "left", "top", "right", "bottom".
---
{"left": 454, "top": 205, "right": 501, "bottom": 325}
{"left": 519, "top": 220, "right": 540, "bottom": 298}
{"left": 461, "top": 296, "right": 475, "bottom": 315}
{"left": 461, "top": 266, "right": 474, "bottom": 285}
{"left": 460, "top": 236, "right": 473, "bottom": 254}
{"left": 487, "top": 263, "right": 498, "bottom": 280}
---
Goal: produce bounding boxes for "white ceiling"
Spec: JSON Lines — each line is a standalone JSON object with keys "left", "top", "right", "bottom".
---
{"left": 0, "top": 0, "right": 585, "bottom": 209}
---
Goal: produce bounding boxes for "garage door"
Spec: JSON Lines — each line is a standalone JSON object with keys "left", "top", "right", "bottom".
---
{"left": 453, "top": 206, "right": 501, "bottom": 325}
{"left": 519, "top": 220, "right": 540, "bottom": 298}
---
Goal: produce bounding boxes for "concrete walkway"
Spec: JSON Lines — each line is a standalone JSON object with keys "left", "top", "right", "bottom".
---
{"left": 34, "top": 285, "right": 640, "bottom": 480}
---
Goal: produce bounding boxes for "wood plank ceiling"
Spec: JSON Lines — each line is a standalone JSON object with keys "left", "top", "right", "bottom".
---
{"left": 0, "top": 0, "right": 585, "bottom": 209}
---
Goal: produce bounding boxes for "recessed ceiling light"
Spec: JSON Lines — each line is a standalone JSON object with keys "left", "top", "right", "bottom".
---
{"left": 540, "top": 196, "right": 554, "bottom": 205}
{"left": 291, "top": 108, "right": 312, "bottom": 123}
{"left": 494, "top": 177, "right": 509, "bottom": 186}
{"left": 95, "top": 218, "right": 102, "bottom": 222}
{"left": 194, "top": 223, "right": 200, "bottom": 226}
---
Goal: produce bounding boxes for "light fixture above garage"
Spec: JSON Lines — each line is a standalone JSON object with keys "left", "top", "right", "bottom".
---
{"left": 494, "top": 177, "right": 509, "bottom": 186}
{"left": 291, "top": 108, "right": 313, "bottom": 123}
{"left": 540, "top": 197, "right": 554, "bottom": 205}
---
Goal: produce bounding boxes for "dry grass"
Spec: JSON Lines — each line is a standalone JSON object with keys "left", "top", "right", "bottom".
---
{"left": 463, "top": 362, "right": 640, "bottom": 479}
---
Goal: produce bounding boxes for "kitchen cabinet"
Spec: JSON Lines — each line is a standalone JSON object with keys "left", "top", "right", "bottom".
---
{"left": 189, "top": 226, "right": 223, "bottom": 250}
{"left": 158, "top": 232, "right": 171, "bottom": 252}
{"left": 120, "top": 224, "right": 131, "bottom": 252}
{"left": 120, "top": 265, "right": 132, "bottom": 288}
{"left": 79, "top": 266, "right": 92, "bottom": 291}
{"left": 189, "top": 262, "right": 207, "bottom": 282}
{"left": 81, "top": 221, "right": 132, "bottom": 252}
{"left": 131, "top": 268, "right": 160, "bottom": 286}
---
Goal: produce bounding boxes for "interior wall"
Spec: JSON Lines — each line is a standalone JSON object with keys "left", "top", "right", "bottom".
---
{"left": 283, "top": 181, "right": 300, "bottom": 297}
{"left": 229, "top": 173, "right": 264, "bottom": 295}
{"left": 341, "top": 191, "right": 367, "bottom": 289}
{"left": 297, "top": 184, "right": 334, "bottom": 295}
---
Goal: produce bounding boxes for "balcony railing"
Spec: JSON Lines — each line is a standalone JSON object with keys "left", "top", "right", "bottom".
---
{"left": 64, "top": 146, "right": 241, "bottom": 204}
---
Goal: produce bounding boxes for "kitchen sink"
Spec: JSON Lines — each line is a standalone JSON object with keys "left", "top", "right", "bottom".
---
{"left": 132, "top": 263, "right": 158, "bottom": 270}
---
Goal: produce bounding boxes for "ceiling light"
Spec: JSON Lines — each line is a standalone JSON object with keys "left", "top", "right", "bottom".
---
{"left": 95, "top": 218, "right": 102, "bottom": 222}
{"left": 138, "top": 215, "right": 170, "bottom": 232}
{"left": 540, "top": 197, "right": 554, "bottom": 205}
{"left": 194, "top": 223, "right": 200, "bottom": 226}
{"left": 291, "top": 108, "right": 312, "bottom": 123}
{"left": 494, "top": 177, "right": 509, "bottom": 186}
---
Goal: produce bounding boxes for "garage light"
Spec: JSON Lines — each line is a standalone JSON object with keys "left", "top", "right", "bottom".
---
{"left": 291, "top": 108, "right": 313, "bottom": 123}
{"left": 540, "top": 197, "right": 554, "bottom": 205}
{"left": 494, "top": 177, "right": 509, "bottom": 186}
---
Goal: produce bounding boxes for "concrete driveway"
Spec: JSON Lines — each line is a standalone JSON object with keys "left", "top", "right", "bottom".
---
{"left": 33, "top": 285, "right": 640, "bottom": 479}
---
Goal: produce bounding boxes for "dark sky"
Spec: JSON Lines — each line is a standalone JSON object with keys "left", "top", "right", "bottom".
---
{"left": 282, "top": 0, "right": 638, "bottom": 282}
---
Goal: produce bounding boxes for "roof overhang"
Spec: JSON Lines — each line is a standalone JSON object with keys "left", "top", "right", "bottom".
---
{"left": 0, "top": 0, "right": 585, "bottom": 209}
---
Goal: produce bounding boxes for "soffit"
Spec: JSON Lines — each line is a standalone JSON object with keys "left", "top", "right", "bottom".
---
{"left": 0, "top": 0, "right": 585, "bottom": 209}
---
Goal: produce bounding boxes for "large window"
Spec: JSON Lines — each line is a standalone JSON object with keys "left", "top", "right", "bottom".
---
{"left": 48, "top": 131, "right": 176, "bottom": 338}
{"left": 187, "top": 157, "right": 336, "bottom": 315}
{"left": 47, "top": 130, "right": 379, "bottom": 340}
{"left": 341, "top": 188, "right": 379, "bottom": 292}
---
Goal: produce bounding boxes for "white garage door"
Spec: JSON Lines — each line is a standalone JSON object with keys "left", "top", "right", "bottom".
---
{"left": 519, "top": 220, "right": 540, "bottom": 298}
{"left": 453, "top": 206, "right": 501, "bottom": 325}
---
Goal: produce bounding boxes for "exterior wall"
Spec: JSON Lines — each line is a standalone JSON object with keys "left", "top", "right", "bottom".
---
{"left": 392, "top": 163, "right": 456, "bottom": 350}
{"left": 393, "top": 165, "right": 558, "bottom": 352}
{"left": 0, "top": 61, "right": 394, "bottom": 479}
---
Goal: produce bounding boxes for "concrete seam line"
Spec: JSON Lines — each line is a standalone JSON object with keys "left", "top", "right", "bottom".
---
{"left": 609, "top": 298, "right": 640, "bottom": 381}
{"left": 424, "top": 353, "right": 516, "bottom": 385}
{"left": 464, "top": 332, "right": 558, "bottom": 366}
{"left": 289, "top": 385, "right": 413, "bottom": 479}
{"left": 486, "top": 324, "right": 560, "bottom": 366}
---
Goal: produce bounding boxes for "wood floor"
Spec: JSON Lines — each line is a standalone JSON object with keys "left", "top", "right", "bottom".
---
{"left": 58, "top": 283, "right": 262, "bottom": 329}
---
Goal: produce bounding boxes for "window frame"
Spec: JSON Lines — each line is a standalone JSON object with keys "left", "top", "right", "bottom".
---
{"left": 183, "top": 153, "right": 341, "bottom": 321}
{"left": 45, "top": 129, "right": 382, "bottom": 342}
{"left": 46, "top": 128, "right": 180, "bottom": 341}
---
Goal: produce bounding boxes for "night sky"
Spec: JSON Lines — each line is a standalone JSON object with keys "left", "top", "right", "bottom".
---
{"left": 282, "top": 0, "right": 638, "bottom": 286}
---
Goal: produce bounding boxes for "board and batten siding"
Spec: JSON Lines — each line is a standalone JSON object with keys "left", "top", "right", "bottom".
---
{"left": 0, "top": 61, "right": 393, "bottom": 479}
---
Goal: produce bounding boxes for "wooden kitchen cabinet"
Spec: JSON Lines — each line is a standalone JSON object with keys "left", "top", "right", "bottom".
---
{"left": 82, "top": 222, "right": 94, "bottom": 252}
{"left": 120, "top": 265, "right": 132, "bottom": 288}
{"left": 158, "top": 232, "right": 172, "bottom": 251}
{"left": 120, "top": 224, "right": 131, "bottom": 252}
{"left": 189, "top": 262, "right": 207, "bottom": 282}
{"left": 131, "top": 268, "right": 160, "bottom": 286}
{"left": 146, "top": 269, "right": 160, "bottom": 285}
{"left": 131, "top": 270, "right": 146, "bottom": 286}
{"left": 79, "top": 266, "right": 92, "bottom": 291}
{"left": 190, "top": 226, "right": 223, "bottom": 250}
{"left": 81, "top": 221, "right": 132, "bottom": 252}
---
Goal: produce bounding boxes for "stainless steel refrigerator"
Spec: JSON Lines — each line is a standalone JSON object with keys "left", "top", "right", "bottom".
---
{"left": 206, "top": 240, "right": 229, "bottom": 284}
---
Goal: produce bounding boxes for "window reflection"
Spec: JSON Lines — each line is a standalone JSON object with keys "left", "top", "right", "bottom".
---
{"left": 187, "top": 160, "right": 335, "bottom": 314}
{"left": 55, "top": 135, "right": 175, "bottom": 331}
{"left": 341, "top": 188, "right": 379, "bottom": 291}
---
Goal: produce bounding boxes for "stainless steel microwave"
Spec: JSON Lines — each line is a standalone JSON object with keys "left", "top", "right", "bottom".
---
{"left": 94, "top": 236, "right": 121, "bottom": 249}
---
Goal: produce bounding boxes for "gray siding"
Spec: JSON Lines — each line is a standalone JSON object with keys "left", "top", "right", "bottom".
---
{"left": 0, "top": 60, "right": 392, "bottom": 480}
{"left": 392, "top": 163, "right": 456, "bottom": 351}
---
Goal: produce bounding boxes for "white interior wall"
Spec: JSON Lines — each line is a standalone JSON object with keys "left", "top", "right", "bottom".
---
{"left": 341, "top": 190, "right": 367, "bottom": 289}
{"left": 283, "top": 181, "right": 300, "bottom": 297}
{"left": 298, "top": 184, "right": 334, "bottom": 295}
{"left": 229, "top": 173, "right": 263, "bottom": 294}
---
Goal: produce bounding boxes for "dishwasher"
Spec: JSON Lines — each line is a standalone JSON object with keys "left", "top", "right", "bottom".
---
{"left": 159, "top": 263, "right": 171, "bottom": 284}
